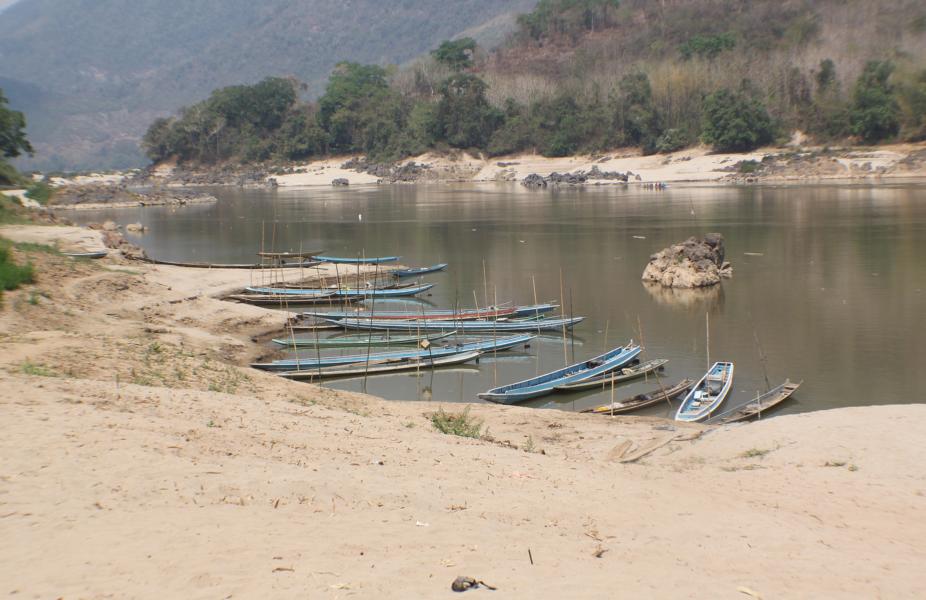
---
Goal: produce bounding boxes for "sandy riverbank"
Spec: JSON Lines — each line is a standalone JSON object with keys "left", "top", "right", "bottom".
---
{"left": 138, "top": 141, "right": 926, "bottom": 189}
{"left": 1, "top": 225, "right": 924, "bottom": 598}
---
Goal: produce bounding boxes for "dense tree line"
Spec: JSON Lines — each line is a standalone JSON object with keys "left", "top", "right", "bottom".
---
{"left": 143, "top": 0, "right": 926, "bottom": 166}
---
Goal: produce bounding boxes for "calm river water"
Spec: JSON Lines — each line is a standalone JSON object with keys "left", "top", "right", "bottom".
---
{"left": 76, "top": 181, "right": 926, "bottom": 415}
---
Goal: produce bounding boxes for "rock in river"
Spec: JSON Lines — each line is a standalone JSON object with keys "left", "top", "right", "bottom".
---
{"left": 641, "top": 233, "right": 732, "bottom": 288}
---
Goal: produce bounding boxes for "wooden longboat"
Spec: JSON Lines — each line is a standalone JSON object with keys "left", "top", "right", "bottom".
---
{"left": 675, "top": 362, "right": 735, "bottom": 422}
{"left": 226, "top": 292, "right": 357, "bottom": 306}
{"left": 393, "top": 263, "right": 449, "bottom": 277}
{"left": 305, "top": 306, "right": 518, "bottom": 321}
{"left": 477, "top": 343, "right": 642, "bottom": 404}
{"left": 143, "top": 257, "right": 321, "bottom": 269}
{"left": 253, "top": 333, "right": 535, "bottom": 371}
{"left": 303, "top": 303, "right": 557, "bottom": 321}
{"left": 554, "top": 359, "right": 669, "bottom": 392}
{"left": 705, "top": 380, "right": 802, "bottom": 425}
{"left": 63, "top": 250, "right": 109, "bottom": 259}
{"left": 288, "top": 322, "right": 343, "bottom": 332}
{"left": 246, "top": 282, "right": 434, "bottom": 298}
{"left": 271, "top": 331, "right": 457, "bottom": 348}
{"left": 580, "top": 379, "right": 694, "bottom": 414}
{"left": 330, "top": 315, "right": 584, "bottom": 333}
{"left": 257, "top": 250, "right": 324, "bottom": 259}
{"left": 313, "top": 255, "right": 400, "bottom": 264}
{"left": 279, "top": 350, "right": 482, "bottom": 381}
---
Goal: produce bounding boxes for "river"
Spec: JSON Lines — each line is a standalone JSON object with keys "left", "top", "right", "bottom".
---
{"left": 73, "top": 181, "right": 926, "bottom": 415}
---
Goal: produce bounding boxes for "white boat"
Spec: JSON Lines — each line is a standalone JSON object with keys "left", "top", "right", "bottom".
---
{"left": 675, "top": 361, "right": 734, "bottom": 422}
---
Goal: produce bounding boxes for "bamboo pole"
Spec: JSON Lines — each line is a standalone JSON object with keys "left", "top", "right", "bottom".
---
{"left": 706, "top": 312, "right": 710, "bottom": 372}
{"left": 362, "top": 262, "right": 381, "bottom": 388}
{"left": 559, "top": 268, "right": 568, "bottom": 367}
{"left": 482, "top": 260, "right": 489, "bottom": 312}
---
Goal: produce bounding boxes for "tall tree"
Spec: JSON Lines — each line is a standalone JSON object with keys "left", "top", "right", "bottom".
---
{"left": 0, "top": 90, "right": 33, "bottom": 159}
{"left": 436, "top": 74, "right": 501, "bottom": 149}
{"left": 850, "top": 61, "right": 900, "bottom": 143}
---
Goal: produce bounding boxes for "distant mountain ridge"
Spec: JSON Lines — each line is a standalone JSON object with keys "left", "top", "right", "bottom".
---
{"left": 0, "top": 0, "right": 537, "bottom": 170}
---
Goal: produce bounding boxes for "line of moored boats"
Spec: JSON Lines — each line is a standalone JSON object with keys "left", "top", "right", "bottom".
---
{"left": 242, "top": 255, "right": 800, "bottom": 423}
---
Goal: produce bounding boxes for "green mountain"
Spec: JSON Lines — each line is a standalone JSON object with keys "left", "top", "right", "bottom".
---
{"left": 0, "top": 0, "right": 536, "bottom": 170}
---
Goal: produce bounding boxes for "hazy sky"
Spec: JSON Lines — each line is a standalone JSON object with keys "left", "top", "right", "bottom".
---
{"left": 0, "top": 0, "right": 20, "bottom": 11}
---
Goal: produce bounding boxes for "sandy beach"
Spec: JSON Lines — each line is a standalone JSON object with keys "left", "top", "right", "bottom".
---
{"left": 211, "top": 143, "right": 926, "bottom": 188}
{"left": 1, "top": 224, "right": 925, "bottom": 598}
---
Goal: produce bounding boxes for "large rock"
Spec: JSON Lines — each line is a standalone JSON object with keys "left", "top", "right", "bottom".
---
{"left": 641, "top": 234, "right": 732, "bottom": 288}
{"left": 521, "top": 174, "right": 547, "bottom": 188}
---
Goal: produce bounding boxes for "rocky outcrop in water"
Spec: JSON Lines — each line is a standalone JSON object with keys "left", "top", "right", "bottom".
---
{"left": 522, "top": 167, "right": 630, "bottom": 188}
{"left": 51, "top": 184, "right": 216, "bottom": 209}
{"left": 642, "top": 233, "right": 732, "bottom": 288}
{"left": 547, "top": 171, "right": 587, "bottom": 185}
{"left": 521, "top": 174, "right": 547, "bottom": 188}
{"left": 587, "top": 165, "right": 629, "bottom": 181}
{"left": 331, "top": 178, "right": 349, "bottom": 186}
{"left": 341, "top": 158, "right": 431, "bottom": 182}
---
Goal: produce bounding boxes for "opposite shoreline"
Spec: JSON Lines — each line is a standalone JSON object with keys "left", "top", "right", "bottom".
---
{"left": 33, "top": 141, "right": 926, "bottom": 195}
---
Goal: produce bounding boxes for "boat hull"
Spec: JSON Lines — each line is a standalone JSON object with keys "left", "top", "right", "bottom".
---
{"left": 246, "top": 283, "right": 434, "bottom": 298}
{"left": 280, "top": 350, "right": 482, "bottom": 380}
{"left": 581, "top": 379, "right": 693, "bottom": 414}
{"left": 271, "top": 331, "right": 457, "bottom": 348}
{"left": 675, "top": 362, "right": 735, "bottom": 422}
{"left": 393, "top": 263, "right": 448, "bottom": 277}
{"left": 554, "top": 359, "right": 669, "bottom": 392}
{"left": 252, "top": 333, "right": 535, "bottom": 370}
{"left": 706, "top": 380, "right": 801, "bottom": 425}
{"left": 313, "top": 255, "right": 400, "bottom": 264}
{"left": 478, "top": 344, "right": 642, "bottom": 404}
{"left": 330, "top": 316, "right": 584, "bottom": 333}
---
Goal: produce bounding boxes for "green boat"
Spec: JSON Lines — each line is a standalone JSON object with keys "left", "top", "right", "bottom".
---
{"left": 271, "top": 330, "right": 458, "bottom": 348}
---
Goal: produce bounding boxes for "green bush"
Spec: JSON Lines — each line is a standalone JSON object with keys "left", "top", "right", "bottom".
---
{"left": 0, "top": 240, "right": 35, "bottom": 298}
{"left": 679, "top": 33, "right": 735, "bottom": 60}
{"left": 654, "top": 128, "right": 688, "bottom": 153}
{"left": 738, "top": 159, "right": 760, "bottom": 173}
{"left": 25, "top": 181, "right": 53, "bottom": 205}
{"left": 850, "top": 61, "right": 900, "bottom": 143}
{"left": 517, "top": 0, "right": 622, "bottom": 41}
{"left": 430, "top": 407, "right": 483, "bottom": 438}
{"left": 701, "top": 88, "right": 776, "bottom": 152}
{"left": 431, "top": 38, "right": 477, "bottom": 71}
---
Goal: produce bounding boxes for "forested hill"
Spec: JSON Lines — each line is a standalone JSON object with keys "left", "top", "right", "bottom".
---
{"left": 142, "top": 0, "right": 926, "bottom": 168}
{"left": 0, "top": 0, "right": 537, "bottom": 170}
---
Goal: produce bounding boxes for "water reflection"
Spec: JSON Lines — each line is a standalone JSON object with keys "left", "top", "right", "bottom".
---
{"left": 642, "top": 281, "right": 725, "bottom": 313}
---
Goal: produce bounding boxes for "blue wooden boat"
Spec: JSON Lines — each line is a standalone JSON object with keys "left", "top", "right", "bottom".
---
{"left": 511, "top": 303, "right": 559, "bottom": 317}
{"left": 272, "top": 331, "right": 457, "bottom": 348}
{"left": 675, "top": 362, "right": 735, "bottom": 422}
{"left": 313, "top": 255, "right": 400, "bottom": 264}
{"left": 303, "top": 303, "right": 558, "bottom": 321}
{"left": 328, "top": 315, "right": 584, "bottom": 333}
{"left": 303, "top": 305, "right": 518, "bottom": 321}
{"left": 246, "top": 282, "right": 434, "bottom": 298}
{"left": 279, "top": 350, "right": 483, "bottom": 380}
{"left": 393, "top": 263, "right": 448, "bottom": 277}
{"left": 478, "top": 343, "right": 642, "bottom": 404}
{"left": 251, "top": 333, "right": 535, "bottom": 371}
